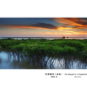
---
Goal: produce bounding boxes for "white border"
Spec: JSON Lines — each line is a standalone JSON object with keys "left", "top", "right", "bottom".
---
{"left": 0, "top": 0, "right": 87, "bottom": 17}
{"left": 0, "top": 0, "right": 87, "bottom": 87}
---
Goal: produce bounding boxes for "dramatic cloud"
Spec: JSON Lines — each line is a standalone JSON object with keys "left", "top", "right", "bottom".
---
{"left": 54, "top": 18, "right": 87, "bottom": 28}
{"left": 31, "top": 23, "right": 57, "bottom": 29}
{"left": 0, "top": 18, "right": 87, "bottom": 37}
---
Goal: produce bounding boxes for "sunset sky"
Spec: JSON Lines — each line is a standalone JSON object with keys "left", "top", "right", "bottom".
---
{"left": 0, "top": 18, "right": 87, "bottom": 37}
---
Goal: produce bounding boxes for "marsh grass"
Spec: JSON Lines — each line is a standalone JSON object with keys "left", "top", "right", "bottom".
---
{"left": 0, "top": 39, "right": 87, "bottom": 58}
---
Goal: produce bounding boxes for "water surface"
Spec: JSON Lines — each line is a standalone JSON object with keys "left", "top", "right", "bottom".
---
{"left": 0, "top": 51, "right": 87, "bottom": 69}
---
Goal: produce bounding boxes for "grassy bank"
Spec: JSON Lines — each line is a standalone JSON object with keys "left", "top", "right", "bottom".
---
{"left": 0, "top": 39, "right": 87, "bottom": 57}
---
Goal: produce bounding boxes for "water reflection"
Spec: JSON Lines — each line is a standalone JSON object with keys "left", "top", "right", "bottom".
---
{"left": 43, "top": 57, "right": 65, "bottom": 69}
{"left": 0, "top": 51, "right": 87, "bottom": 69}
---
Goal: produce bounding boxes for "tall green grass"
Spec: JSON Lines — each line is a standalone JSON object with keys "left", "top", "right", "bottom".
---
{"left": 0, "top": 39, "right": 87, "bottom": 57}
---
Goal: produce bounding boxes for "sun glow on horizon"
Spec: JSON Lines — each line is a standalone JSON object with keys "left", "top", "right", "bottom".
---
{"left": 0, "top": 18, "right": 87, "bottom": 37}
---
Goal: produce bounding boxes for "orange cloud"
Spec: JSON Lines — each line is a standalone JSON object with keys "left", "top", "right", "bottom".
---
{"left": 0, "top": 25, "right": 51, "bottom": 30}
{"left": 55, "top": 18, "right": 83, "bottom": 27}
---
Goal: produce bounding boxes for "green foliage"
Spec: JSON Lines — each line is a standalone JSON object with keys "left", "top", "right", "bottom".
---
{"left": 0, "top": 39, "right": 87, "bottom": 57}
